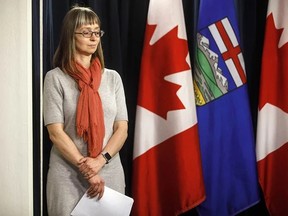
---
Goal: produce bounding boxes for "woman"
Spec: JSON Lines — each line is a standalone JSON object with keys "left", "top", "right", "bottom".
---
{"left": 43, "top": 5, "right": 128, "bottom": 216}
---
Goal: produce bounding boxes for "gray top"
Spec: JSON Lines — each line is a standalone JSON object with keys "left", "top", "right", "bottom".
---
{"left": 43, "top": 67, "right": 128, "bottom": 216}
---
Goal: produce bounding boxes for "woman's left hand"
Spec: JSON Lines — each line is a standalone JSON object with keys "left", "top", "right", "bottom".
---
{"left": 87, "top": 174, "right": 105, "bottom": 199}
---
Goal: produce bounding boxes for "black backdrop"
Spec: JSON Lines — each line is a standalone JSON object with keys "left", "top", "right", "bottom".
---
{"left": 32, "top": 0, "right": 270, "bottom": 215}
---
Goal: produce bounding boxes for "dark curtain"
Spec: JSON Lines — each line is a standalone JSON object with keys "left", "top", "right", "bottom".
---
{"left": 237, "top": 0, "right": 268, "bottom": 133}
{"left": 32, "top": 0, "right": 41, "bottom": 215}
{"left": 37, "top": 0, "right": 269, "bottom": 215}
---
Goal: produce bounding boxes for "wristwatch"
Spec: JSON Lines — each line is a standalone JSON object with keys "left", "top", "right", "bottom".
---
{"left": 101, "top": 151, "right": 112, "bottom": 164}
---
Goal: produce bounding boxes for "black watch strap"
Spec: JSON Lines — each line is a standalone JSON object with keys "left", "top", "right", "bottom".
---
{"left": 101, "top": 152, "right": 112, "bottom": 164}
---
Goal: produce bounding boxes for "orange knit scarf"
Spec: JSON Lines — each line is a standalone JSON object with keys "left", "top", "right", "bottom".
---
{"left": 68, "top": 58, "right": 105, "bottom": 157}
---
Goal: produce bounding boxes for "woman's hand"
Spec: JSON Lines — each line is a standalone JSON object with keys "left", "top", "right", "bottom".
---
{"left": 78, "top": 155, "right": 106, "bottom": 179}
{"left": 87, "top": 174, "right": 105, "bottom": 199}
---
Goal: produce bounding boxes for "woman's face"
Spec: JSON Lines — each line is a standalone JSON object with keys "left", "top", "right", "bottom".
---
{"left": 74, "top": 23, "right": 101, "bottom": 57}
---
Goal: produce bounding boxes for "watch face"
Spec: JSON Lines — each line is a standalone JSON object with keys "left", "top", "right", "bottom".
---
{"left": 104, "top": 152, "right": 112, "bottom": 160}
{"left": 102, "top": 152, "right": 112, "bottom": 164}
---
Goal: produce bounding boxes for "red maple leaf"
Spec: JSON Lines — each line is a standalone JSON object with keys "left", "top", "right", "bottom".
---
{"left": 138, "top": 24, "right": 190, "bottom": 119}
{"left": 259, "top": 14, "right": 288, "bottom": 113}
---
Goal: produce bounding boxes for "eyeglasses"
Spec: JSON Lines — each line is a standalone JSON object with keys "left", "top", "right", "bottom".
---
{"left": 75, "top": 30, "right": 105, "bottom": 38}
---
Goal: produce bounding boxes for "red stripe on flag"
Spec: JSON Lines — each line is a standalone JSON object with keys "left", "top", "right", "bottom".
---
{"left": 215, "top": 20, "right": 246, "bottom": 83}
{"left": 132, "top": 126, "right": 205, "bottom": 216}
{"left": 258, "top": 143, "right": 288, "bottom": 215}
{"left": 258, "top": 14, "right": 288, "bottom": 112}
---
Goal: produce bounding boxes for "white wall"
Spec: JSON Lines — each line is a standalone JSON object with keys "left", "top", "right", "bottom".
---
{"left": 0, "top": 0, "right": 33, "bottom": 215}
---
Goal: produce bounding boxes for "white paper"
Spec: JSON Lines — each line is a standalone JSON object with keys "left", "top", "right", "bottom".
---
{"left": 71, "top": 186, "right": 134, "bottom": 216}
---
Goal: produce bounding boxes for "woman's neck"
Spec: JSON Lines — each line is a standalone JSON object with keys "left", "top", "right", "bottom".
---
{"left": 75, "top": 55, "right": 91, "bottom": 69}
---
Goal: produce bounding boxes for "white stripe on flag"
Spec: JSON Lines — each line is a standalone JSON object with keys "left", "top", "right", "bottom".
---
{"left": 222, "top": 17, "right": 238, "bottom": 47}
{"left": 225, "top": 59, "right": 242, "bottom": 87}
{"left": 238, "top": 52, "right": 246, "bottom": 75}
{"left": 209, "top": 24, "right": 227, "bottom": 53}
{"left": 256, "top": 103, "right": 288, "bottom": 161}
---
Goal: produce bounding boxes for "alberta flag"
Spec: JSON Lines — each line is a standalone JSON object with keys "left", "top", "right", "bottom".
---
{"left": 132, "top": 0, "right": 205, "bottom": 215}
{"left": 256, "top": 1, "right": 288, "bottom": 215}
{"left": 193, "top": 0, "right": 260, "bottom": 215}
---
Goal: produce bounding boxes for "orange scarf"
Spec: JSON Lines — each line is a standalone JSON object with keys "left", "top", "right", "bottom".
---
{"left": 68, "top": 58, "right": 105, "bottom": 157}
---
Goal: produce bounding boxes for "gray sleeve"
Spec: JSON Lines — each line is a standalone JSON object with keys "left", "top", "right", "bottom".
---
{"left": 114, "top": 72, "right": 128, "bottom": 121}
{"left": 43, "top": 70, "right": 64, "bottom": 126}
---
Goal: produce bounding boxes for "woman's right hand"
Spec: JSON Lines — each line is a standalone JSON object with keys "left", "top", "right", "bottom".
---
{"left": 78, "top": 156, "right": 106, "bottom": 179}
{"left": 87, "top": 174, "right": 105, "bottom": 199}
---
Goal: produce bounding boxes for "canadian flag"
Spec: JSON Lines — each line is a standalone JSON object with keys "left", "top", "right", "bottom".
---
{"left": 131, "top": 0, "right": 205, "bottom": 215}
{"left": 256, "top": 0, "right": 288, "bottom": 215}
